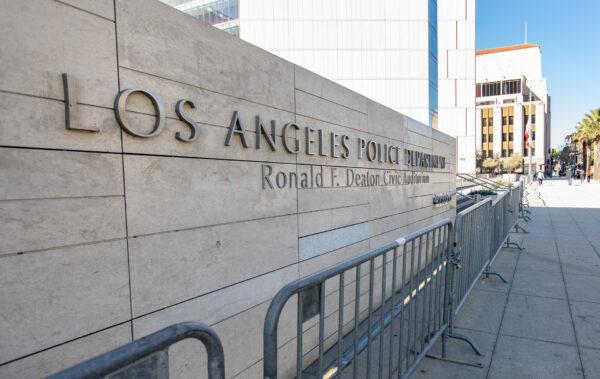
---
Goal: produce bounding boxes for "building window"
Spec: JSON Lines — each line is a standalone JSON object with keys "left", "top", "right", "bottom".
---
{"left": 502, "top": 79, "right": 522, "bottom": 95}
{"left": 501, "top": 106, "right": 514, "bottom": 158}
{"left": 478, "top": 79, "right": 522, "bottom": 98}
{"left": 480, "top": 82, "right": 501, "bottom": 97}
{"left": 171, "top": 0, "right": 240, "bottom": 36}
{"left": 481, "top": 108, "right": 494, "bottom": 159}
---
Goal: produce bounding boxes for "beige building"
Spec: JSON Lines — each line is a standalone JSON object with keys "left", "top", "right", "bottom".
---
{"left": 475, "top": 44, "right": 552, "bottom": 174}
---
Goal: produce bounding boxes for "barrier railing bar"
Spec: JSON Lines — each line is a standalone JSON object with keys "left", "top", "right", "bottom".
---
{"left": 46, "top": 322, "right": 225, "bottom": 379}
{"left": 388, "top": 247, "right": 398, "bottom": 377}
{"left": 318, "top": 281, "right": 326, "bottom": 378}
{"left": 397, "top": 242, "right": 407, "bottom": 374}
{"left": 296, "top": 290, "right": 303, "bottom": 379}
{"left": 310, "top": 249, "right": 447, "bottom": 378}
{"left": 337, "top": 272, "right": 344, "bottom": 378}
{"left": 263, "top": 219, "right": 452, "bottom": 379}
{"left": 367, "top": 258, "right": 375, "bottom": 376}
{"left": 378, "top": 252, "right": 387, "bottom": 379}
{"left": 352, "top": 264, "right": 361, "bottom": 379}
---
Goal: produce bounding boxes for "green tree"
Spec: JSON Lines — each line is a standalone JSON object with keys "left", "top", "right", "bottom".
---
{"left": 574, "top": 109, "right": 600, "bottom": 179}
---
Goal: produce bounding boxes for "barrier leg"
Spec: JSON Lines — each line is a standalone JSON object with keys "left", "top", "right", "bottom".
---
{"left": 519, "top": 213, "right": 532, "bottom": 222}
{"left": 504, "top": 236, "right": 524, "bottom": 250}
{"left": 513, "top": 223, "right": 529, "bottom": 234}
{"left": 519, "top": 204, "right": 532, "bottom": 222}
{"left": 448, "top": 333, "right": 484, "bottom": 356}
{"left": 484, "top": 270, "right": 508, "bottom": 283}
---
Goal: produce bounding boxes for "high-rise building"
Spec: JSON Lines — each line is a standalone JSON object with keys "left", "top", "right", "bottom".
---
{"left": 438, "top": 0, "right": 476, "bottom": 173}
{"left": 165, "top": 0, "right": 240, "bottom": 36}
{"left": 475, "top": 44, "right": 552, "bottom": 175}
{"left": 161, "top": 0, "right": 477, "bottom": 173}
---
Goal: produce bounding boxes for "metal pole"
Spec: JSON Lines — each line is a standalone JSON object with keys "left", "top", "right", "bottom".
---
{"left": 527, "top": 93, "right": 533, "bottom": 180}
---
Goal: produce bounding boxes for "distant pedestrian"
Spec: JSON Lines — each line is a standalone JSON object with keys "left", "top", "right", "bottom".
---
{"left": 588, "top": 166, "right": 593, "bottom": 183}
{"left": 581, "top": 169, "right": 586, "bottom": 183}
{"left": 537, "top": 170, "right": 545, "bottom": 186}
{"left": 566, "top": 168, "right": 573, "bottom": 185}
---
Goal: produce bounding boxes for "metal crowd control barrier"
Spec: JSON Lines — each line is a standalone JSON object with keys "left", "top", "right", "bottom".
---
{"left": 43, "top": 181, "right": 535, "bottom": 379}
{"left": 46, "top": 322, "right": 225, "bottom": 379}
{"left": 447, "top": 198, "right": 493, "bottom": 359}
{"left": 518, "top": 177, "right": 532, "bottom": 221}
{"left": 264, "top": 219, "right": 454, "bottom": 379}
{"left": 505, "top": 184, "right": 528, "bottom": 236}
{"left": 448, "top": 181, "right": 530, "bottom": 360}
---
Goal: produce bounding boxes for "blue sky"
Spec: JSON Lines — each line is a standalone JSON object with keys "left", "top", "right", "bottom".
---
{"left": 476, "top": 0, "right": 600, "bottom": 148}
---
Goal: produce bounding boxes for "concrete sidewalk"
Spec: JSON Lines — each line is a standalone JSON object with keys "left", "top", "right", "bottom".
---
{"left": 415, "top": 177, "right": 600, "bottom": 379}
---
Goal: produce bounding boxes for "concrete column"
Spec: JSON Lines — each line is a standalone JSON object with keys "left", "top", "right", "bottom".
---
{"left": 513, "top": 104, "right": 524, "bottom": 155}
{"left": 475, "top": 108, "right": 482, "bottom": 151}
{"left": 536, "top": 103, "right": 545, "bottom": 160}
{"left": 493, "top": 106, "right": 502, "bottom": 157}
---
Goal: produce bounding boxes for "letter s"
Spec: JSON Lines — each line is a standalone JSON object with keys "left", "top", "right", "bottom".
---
{"left": 175, "top": 99, "right": 199, "bottom": 142}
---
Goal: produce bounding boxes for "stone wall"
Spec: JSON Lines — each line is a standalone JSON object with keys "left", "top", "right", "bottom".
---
{"left": 0, "top": 0, "right": 455, "bottom": 377}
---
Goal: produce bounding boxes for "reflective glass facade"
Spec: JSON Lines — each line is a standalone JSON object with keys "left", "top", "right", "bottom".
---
{"left": 428, "top": 0, "right": 438, "bottom": 128}
{"left": 476, "top": 78, "right": 522, "bottom": 97}
{"left": 166, "top": 0, "right": 445, "bottom": 131}
{"left": 162, "top": 0, "right": 239, "bottom": 36}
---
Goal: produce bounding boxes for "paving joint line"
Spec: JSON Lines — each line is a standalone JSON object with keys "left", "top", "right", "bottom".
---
{"left": 484, "top": 230, "right": 523, "bottom": 378}
{"left": 548, "top": 189, "right": 586, "bottom": 378}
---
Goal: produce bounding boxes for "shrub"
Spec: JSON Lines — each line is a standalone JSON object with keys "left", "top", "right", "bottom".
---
{"left": 482, "top": 157, "right": 500, "bottom": 172}
{"left": 502, "top": 154, "right": 523, "bottom": 173}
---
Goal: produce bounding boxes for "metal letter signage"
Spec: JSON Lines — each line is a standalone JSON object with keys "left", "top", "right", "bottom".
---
{"left": 61, "top": 73, "right": 98, "bottom": 132}
{"left": 115, "top": 88, "right": 165, "bottom": 138}
{"left": 61, "top": 73, "right": 448, "bottom": 187}
{"left": 175, "top": 99, "right": 199, "bottom": 142}
{"left": 224, "top": 110, "right": 249, "bottom": 147}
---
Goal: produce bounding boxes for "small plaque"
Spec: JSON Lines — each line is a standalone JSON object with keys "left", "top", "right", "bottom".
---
{"left": 300, "top": 284, "right": 322, "bottom": 322}
{"left": 108, "top": 350, "right": 169, "bottom": 379}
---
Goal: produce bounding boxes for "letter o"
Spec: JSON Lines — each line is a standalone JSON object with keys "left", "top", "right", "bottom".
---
{"left": 115, "top": 88, "right": 165, "bottom": 138}
{"left": 366, "top": 141, "right": 377, "bottom": 161}
{"left": 276, "top": 172, "right": 287, "bottom": 188}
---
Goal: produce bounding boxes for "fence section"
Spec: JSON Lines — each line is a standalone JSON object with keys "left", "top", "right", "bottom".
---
{"left": 46, "top": 322, "right": 225, "bottom": 379}
{"left": 263, "top": 219, "right": 453, "bottom": 379}
{"left": 44, "top": 181, "right": 531, "bottom": 379}
{"left": 452, "top": 198, "right": 493, "bottom": 316}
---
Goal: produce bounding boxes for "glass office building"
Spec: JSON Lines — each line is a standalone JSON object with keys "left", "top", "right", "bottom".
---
{"left": 162, "top": 0, "right": 239, "bottom": 36}
{"left": 428, "top": 0, "right": 439, "bottom": 129}
{"left": 163, "top": 0, "right": 477, "bottom": 173}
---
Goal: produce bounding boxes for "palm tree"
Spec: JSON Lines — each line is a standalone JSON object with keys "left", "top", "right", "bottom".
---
{"left": 574, "top": 109, "right": 600, "bottom": 180}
